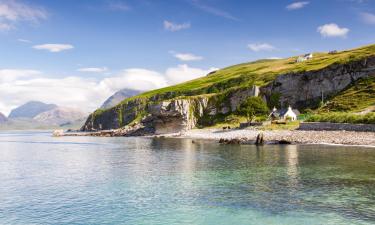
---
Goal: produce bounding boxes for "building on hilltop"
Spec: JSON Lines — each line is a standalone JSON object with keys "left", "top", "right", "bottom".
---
{"left": 296, "top": 53, "right": 313, "bottom": 62}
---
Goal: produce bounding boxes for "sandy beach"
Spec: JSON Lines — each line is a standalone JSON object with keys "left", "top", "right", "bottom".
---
{"left": 180, "top": 128, "right": 375, "bottom": 147}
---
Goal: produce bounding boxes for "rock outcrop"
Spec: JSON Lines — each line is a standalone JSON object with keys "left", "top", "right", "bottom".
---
{"left": 261, "top": 56, "right": 375, "bottom": 109}
{"left": 82, "top": 85, "right": 260, "bottom": 133}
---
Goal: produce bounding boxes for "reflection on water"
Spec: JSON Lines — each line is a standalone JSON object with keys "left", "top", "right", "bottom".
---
{"left": 0, "top": 131, "right": 374, "bottom": 225}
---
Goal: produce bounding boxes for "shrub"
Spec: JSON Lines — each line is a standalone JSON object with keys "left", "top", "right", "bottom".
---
{"left": 305, "top": 112, "right": 375, "bottom": 124}
{"left": 237, "top": 97, "right": 269, "bottom": 122}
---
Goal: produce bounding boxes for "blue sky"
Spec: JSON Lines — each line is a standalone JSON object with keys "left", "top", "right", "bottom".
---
{"left": 0, "top": 0, "right": 374, "bottom": 115}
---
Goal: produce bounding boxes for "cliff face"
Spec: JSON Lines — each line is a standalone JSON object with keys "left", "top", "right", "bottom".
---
{"left": 261, "top": 56, "right": 375, "bottom": 109}
{"left": 82, "top": 55, "right": 375, "bottom": 135}
{"left": 82, "top": 86, "right": 260, "bottom": 133}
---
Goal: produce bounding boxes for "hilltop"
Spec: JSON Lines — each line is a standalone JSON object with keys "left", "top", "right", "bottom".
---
{"left": 8, "top": 101, "right": 57, "bottom": 119}
{"left": 82, "top": 44, "right": 375, "bottom": 134}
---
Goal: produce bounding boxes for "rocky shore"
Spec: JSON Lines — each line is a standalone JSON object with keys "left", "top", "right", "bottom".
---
{"left": 55, "top": 127, "right": 375, "bottom": 147}
{"left": 180, "top": 129, "right": 375, "bottom": 146}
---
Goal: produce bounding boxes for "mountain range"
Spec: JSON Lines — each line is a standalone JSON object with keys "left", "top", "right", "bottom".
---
{"left": 100, "top": 88, "right": 141, "bottom": 109}
{"left": 8, "top": 101, "right": 57, "bottom": 119}
{"left": 0, "top": 101, "right": 87, "bottom": 130}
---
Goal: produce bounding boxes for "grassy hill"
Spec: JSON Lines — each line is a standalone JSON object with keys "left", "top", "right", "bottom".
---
{"left": 123, "top": 44, "right": 375, "bottom": 102}
{"left": 319, "top": 77, "right": 375, "bottom": 113}
{"left": 87, "top": 44, "right": 375, "bottom": 130}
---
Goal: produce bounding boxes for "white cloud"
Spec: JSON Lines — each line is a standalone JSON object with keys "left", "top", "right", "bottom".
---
{"left": 173, "top": 52, "right": 203, "bottom": 61}
{"left": 99, "top": 69, "right": 168, "bottom": 92}
{"left": 17, "top": 38, "right": 31, "bottom": 43}
{"left": 32, "top": 44, "right": 74, "bottom": 52}
{"left": 0, "top": 0, "right": 46, "bottom": 31}
{"left": 360, "top": 12, "right": 375, "bottom": 25}
{"left": 108, "top": 1, "right": 130, "bottom": 11}
{"left": 0, "top": 69, "right": 41, "bottom": 82}
{"left": 286, "top": 1, "right": 309, "bottom": 10}
{"left": 247, "top": 43, "right": 276, "bottom": 52}
{"left": 0, "top": 65, "right": 218, "bottom": 115}
{"left": 165, "top": 64, "right": 218, "bottom": 85}
{"left": 164, "top": 20, "right": 190, "bottom": 31}
{"left": 78, "top": 67, "right": 108, "bottom": 73}
{"left": 317, "top": 23, "right": 349, "bottom": 38}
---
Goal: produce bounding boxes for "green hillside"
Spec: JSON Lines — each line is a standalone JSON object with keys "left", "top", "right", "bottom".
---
{"left": 88, "top": 44, "right": 375, "bottom": 129}
{"left": 124, "top": 44, "right": 375, "bottom": 102}
{"left": 319, "top": 77, "right": 375, "bottom": 113}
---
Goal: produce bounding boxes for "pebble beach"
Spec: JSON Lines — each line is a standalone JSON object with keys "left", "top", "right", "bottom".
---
{"left": 181, "top": 128, "right": 375, "bottom": 147}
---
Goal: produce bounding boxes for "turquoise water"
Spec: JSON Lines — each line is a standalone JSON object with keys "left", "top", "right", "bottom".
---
{"left": 0, "top": 131, "right": 374, "bottom": 225}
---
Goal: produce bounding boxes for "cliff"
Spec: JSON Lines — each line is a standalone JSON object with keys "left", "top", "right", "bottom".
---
{"left": 82, "top": 44, "right": 375, "bottom": 134}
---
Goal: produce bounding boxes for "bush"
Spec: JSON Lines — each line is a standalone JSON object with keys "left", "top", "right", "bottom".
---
{"left": 305, "top": 112, "right": 375, "bottom": 124}
{"left": 237, "top": 97, "right": 269, "bottom": 122}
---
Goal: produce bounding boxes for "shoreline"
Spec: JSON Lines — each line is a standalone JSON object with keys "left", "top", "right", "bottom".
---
{"left": 179, "top": 129, "right": 375, "bottom": 147}
{"left": 56, "top": 128, "right": 375, "bottom": 147}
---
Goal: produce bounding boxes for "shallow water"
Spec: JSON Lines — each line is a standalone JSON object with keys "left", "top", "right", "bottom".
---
{"left": 0, "top": 131, "right": 374, "bottom": 225}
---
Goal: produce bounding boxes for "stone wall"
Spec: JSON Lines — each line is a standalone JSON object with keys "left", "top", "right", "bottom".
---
{"left": 299, "top": 122, "right": 375, "bottom": 132}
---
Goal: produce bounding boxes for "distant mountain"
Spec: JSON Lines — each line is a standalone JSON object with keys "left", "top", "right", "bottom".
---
{"left": 9, "top": 101, "right": 57, "bottom": 119}
{"left": 33, "top": 107, "right": 87, "bottom": 126}
{"left": 0, "top": 112, "right": 7, "bottom": 124}
{"left": 100, "top": 88, "right": 141, "bottom": 109}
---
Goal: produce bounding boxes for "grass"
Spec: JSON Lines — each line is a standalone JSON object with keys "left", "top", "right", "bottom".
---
{"left": 306, "top": 112, "right": 375, "bottom": 124}
{"left": 91, "top": 43, "right": 375, "bottom": 126}
{"left": 125, "top": 44, "right": 375, "bottom": 101}
{"left": 260, "top": 121, "right": 300, "bottom": 130}
{"left": 319, "top": 77, "right": 375, "bottom": 113}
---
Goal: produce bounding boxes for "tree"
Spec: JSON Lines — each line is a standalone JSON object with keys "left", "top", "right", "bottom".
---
{"left": 237, "top": 97, "right": 269, "bottom": 123}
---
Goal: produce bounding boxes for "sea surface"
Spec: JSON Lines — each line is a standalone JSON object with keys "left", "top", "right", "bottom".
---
{"left": 0, "top": 131, "right": 374, "bottom": 225}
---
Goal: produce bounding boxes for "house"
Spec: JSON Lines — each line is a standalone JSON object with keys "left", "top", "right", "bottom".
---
{"left": 269, "top": 106, "right": 300, "bottom": 121}
{"left": 329, "top": 50, "right": 337, "bottom": 54}
{"left": 304, "top": 53, "right": 313, "bottom": 59}
{"left": 296, "top": 53, "right": 313, "bottom": 62}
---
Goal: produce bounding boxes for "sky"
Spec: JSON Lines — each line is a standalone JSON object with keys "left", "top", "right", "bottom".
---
{"left": 0, "top": 0, "right": 374, "bottom": 115}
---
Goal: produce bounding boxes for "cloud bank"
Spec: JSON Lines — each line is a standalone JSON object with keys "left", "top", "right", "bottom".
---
{"left": 0, "top": 65, "right": 218, "bottom": 115}
{"left": 0, "top": 0, "right": 47, "bottom": 30}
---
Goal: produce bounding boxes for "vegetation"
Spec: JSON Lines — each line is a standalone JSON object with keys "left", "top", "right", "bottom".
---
{"left": 237, "top": 97, "right": 269, "bottom": 122}
{"left": 306, "top": 112, "right": 375, "bottom": 124}
{"left": 319, "top": 77, "right": 375, "bottom": 113}
{"left": 260, "top": 121, "right": 300, "bottom": 131}
{"left": 122, "top": 44, "right": 375, "bottom": 102}
{"left": 88, "top": 44, "right": 375, "bottom": 128}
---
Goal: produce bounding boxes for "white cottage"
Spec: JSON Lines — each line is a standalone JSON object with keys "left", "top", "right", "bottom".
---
{"left": 281, "top": 106, "right": 298, "bottom": 121}
{"left": 296, "top": 53, "right": 313, "bottom": 63}
{"left": 269, "top": 106, "right": 300, "bottom": 121}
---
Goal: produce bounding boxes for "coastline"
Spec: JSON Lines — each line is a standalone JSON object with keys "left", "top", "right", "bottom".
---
{"left": 179, "top": 129, "right": 375, "bottom": 147}
{"left": 56, "top": 128, "right": 375, "bottom": 147}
